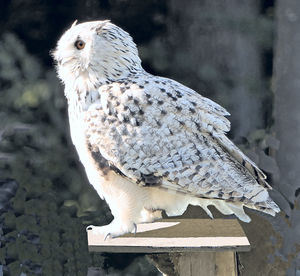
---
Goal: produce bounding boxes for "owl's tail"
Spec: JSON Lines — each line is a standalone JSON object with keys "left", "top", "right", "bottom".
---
{"left": 192, "top": 197, "right": 279, "bottom": 223}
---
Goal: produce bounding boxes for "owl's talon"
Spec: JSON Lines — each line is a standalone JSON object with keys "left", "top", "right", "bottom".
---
{"left": 133, "top": 223, "right": 137, "bottom": 235}
{"left": 86, "top": 225, "right": 94, "bottom": 231}
{"left": 104, "top": 233, "right": 112, "bottom": 241}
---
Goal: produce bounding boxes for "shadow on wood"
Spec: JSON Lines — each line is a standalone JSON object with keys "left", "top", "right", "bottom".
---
{"left": 87, "top": 219, "right": 250, "bottom": 275}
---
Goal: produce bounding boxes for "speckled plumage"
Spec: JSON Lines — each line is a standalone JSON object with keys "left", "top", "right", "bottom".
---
{"left": 53, "top": 20, "right": 279, "bottom": 237}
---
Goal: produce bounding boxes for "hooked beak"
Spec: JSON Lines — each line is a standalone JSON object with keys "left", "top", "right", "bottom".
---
{"left": 51, "top": 50, "right": 73, "bottom": 66}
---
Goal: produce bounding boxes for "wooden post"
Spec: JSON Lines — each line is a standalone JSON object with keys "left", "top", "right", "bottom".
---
{"left": 87, "top": 219, "right": 250, "bottom": 276}
{"left": 171, "top": 251, "right": 237, "bottom": 276}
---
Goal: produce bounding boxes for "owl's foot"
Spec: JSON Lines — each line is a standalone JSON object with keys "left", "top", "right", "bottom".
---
{"left": 86, "top": 220, "right": 137, "bottom": 240}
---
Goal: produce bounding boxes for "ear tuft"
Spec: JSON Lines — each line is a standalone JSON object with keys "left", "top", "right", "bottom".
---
{"left": 71, "top": 20, "right": 78, "bottom": 28}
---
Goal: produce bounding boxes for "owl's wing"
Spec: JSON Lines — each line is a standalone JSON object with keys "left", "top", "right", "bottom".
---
{"left": 160, "top": 78, "right": 270, "bottom": 188}
{"left": 84, "top": 76, "right": 277, "bottom": 214}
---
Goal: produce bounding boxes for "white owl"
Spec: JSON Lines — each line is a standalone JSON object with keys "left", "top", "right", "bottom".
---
{"left": 53, "top": 20, "right": 279, "bottom": 238}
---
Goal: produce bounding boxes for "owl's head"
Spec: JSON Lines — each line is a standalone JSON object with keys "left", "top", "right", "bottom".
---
{"left": 52, "top": 20, "right": 142, "bottom": 90}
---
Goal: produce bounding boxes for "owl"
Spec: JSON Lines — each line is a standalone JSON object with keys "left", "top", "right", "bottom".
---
{"left": 53, "top": 20, "right": 279, "bottom": 238}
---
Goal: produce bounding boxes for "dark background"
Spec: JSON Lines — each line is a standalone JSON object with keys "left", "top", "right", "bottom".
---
{"left": 0, "top": 0, "right": 300, "bottom": 275}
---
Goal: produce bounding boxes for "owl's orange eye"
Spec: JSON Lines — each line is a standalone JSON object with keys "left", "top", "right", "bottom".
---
{"left": 74, "top": 40, "right": 85, "bottom": 50}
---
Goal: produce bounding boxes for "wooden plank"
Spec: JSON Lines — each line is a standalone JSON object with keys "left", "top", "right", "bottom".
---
{"left": 215, "top": 251, "right": 237, "bottom": 276}
{"left": 87, "top": 219, "right": 250, "bottom": 253}
{"left": 176, "top": 252, "right": 216, "bottom": 276}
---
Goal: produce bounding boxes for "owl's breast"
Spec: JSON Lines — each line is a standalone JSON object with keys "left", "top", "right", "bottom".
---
{"left": 68, "top": 102, "right": 90, "bottom": 163}
{"left": 67, "top": 101, "right": 113, "bottom": 199}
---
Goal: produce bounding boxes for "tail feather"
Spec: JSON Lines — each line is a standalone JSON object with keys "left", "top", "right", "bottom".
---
{"left": 215, "top": 134, "right": 272, "bottom": 189}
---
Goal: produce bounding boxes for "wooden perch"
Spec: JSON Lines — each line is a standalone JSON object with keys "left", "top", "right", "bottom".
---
{"left": 87, "top": 219, "right": 250, "bottom": 275}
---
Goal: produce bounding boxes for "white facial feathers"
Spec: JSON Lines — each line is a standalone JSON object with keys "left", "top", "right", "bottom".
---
{"left": 53, "top": 20, "right": 142, "bottom": 92}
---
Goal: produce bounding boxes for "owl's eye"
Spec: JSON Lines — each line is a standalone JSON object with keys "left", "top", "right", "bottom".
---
{"left": 74, "top": 40, "right": 85, "bottom": 50}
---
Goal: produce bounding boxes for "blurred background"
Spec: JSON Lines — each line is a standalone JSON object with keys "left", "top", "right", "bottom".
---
{"left": 0, "top": 0, "right": 300, "bottom": 275}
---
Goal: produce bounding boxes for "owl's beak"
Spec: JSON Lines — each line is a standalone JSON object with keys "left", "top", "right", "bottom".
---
{"left": 57, "top": 58, "right": 63, "bottom": 66}
{"left": 52, "top": 50, "right": 72, "bottom": 66}
{"left": 55, "top": 55, "right": 64, "bottom": 66}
